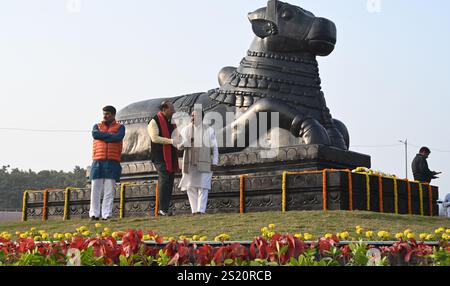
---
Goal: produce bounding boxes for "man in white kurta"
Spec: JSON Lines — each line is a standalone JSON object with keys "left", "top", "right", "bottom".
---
{"left": 443, "top": 193, "right": 450, "bottom": 218}
{"left": 178, "top": 111, "right": 219, "bottom": 214}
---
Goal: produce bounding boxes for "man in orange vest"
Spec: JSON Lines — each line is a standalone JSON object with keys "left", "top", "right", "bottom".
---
{"left": 89, "top": 106, "right": 125, "bottom": 221}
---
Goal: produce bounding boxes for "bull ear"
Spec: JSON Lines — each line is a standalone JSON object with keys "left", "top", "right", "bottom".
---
{"left": 305, "top": 17, "right": 337, "bottom": 56}
{"left": 218, "top": 67, "right": 237, "bottom": 86}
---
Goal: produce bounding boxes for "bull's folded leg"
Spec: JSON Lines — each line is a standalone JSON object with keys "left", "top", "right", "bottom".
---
{"left": 218, "top": 98, "right": 332, "bottom": 150}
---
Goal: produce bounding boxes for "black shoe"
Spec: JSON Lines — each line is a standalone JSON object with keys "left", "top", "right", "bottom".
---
{"left": 102, "top": 217, "right": 111, "bottom": 221}
{"left": 90, "top": 216, "right": 99, "bottom": 221}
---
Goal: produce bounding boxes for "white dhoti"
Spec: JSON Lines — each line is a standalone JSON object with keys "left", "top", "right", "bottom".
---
{"left": 186, "top": 187, "right": 209, "bottom": 214}
{"left": 89, "top": 179, "right": 116, "bottom": 219}
{"left": 179, "top": 168, "right": 213, "bottom": 214}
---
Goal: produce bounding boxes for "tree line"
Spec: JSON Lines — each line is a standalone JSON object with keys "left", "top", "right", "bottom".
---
{"left": 0, "top": 165, "right": 87, "bottom": 211}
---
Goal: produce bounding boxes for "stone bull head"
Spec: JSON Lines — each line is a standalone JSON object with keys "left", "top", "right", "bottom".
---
{"left": 249, "top": 0, "right": 337, "bottom": 56}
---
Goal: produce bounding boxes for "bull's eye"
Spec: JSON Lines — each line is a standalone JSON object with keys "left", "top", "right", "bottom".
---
{"left": 281, "top": 8, "right": 293, "bottom": 20}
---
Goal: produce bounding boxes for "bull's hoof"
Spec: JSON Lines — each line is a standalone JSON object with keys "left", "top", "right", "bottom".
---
{"left": 291, "top": 115, "right": 331, "bottom": 146}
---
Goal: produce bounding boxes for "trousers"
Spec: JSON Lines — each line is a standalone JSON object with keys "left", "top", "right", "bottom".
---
{"left": 89, "top": 179, "right": 116, "bottom": 219}
{"left": 186, "top": 187, "right": 208, "bottom": 214}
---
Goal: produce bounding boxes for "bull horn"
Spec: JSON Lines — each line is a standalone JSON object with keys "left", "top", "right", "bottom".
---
{"left": 266, "top": 0, "right": 278, "bottom": 26}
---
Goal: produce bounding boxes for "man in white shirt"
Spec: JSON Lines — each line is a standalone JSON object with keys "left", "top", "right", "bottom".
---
{"left": 178, "top": 109, "right": 219, "bottom": 215}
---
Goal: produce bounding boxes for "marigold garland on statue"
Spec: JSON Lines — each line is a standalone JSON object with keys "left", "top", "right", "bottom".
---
{"left": 365, "top": 173, "right": 371, "bottom": 211}
{"left": 281, "top": 171, "right": 287, "bottom": 213}
{"left": 322, "top": 169, "right": 328, "bottom": 211}
{"left": 406, "top": 180, "right": 412, "bottom": 215}
{"left": 418, "top": 183, "right": 424, "bottom": 216}
{"left": 42, "top": 189, "right": 49, "bottom": 222}
{"left": 63, "top": 188, "right": 73, "bottom": 221}
{"left": 22, "top": 191, "right": 28, "bottom": 222}
{"left": 120, "top": 183, "right": 127, "bottom": 219}
{"left": 347, "top": 170, "right": 353, "bottom": 211}
{"left": 239, "top": 175, "right": 246, "bottom": 214}
{"left": 393, "top": 177, "right": 399, "bottom": 214}
{"left": 378, "top": 175, "right": 384, "bottom": 213}
{"left": 154, "top": 182, "right": 159, "bottom": 217}
{"left": 427, "top": 184, "right": 433, "bottom": 216}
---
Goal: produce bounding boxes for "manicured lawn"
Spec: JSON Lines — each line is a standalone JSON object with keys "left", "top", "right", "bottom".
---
{"left": 1, "top": 210, "right": 449, "bottom": 240}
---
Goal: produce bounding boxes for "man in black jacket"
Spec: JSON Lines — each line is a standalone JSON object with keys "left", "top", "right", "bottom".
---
{"left": 411, "top": 147, "right": 441, "bottom": 183}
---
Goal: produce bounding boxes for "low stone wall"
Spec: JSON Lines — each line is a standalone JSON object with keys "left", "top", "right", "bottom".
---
{"left": 23, "top": 171, "right": 439, "bottom": 221}
{"left": 21, "top": 144, "right": 439, "bottom": 221}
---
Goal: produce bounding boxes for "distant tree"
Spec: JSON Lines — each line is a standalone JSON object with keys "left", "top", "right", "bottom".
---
{"left": 0, "top": 166, "right": 87, "bottom": 211}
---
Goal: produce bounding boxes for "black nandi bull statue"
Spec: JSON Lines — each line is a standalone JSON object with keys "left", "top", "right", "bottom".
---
{"left": 118, "top": 1, "right": 349, "bottom": 162}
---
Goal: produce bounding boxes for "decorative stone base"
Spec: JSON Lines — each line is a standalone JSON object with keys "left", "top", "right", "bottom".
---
{"left": 22, "top": 145, "right": 439, "bottom": 220}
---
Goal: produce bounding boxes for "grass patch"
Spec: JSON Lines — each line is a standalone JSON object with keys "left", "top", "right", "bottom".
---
{"left": 1, "top": 211, "right": 449, "bottom": 240}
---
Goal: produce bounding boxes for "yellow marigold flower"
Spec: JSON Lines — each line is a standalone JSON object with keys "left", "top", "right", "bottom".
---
{"left": 34, "top": 236, "right": 42, "bottom": 241}
{"left": 407, "top": 233, "right": 415, "bottom": 240}
{"left": 442, "top": 234, "right": 449, "bottom": 240}
{"left": 168, "top": 237, "right": 175, "bottom": 241}
{"left": 356, "top": 228, "right": 364, "bottom": 235}
{"left": 395, "top": 233, "right": 404, "bottom": 240}
{"left": 267, "top": 232, "right": 275, "bottom": 238}
{"left": 378, "top": 231, "right": 387, "bottom": 239}
{"left": 294, "top": 233, "right": 303, "bottom": 239}
{"left": 192, "top": 235, "right": 200, "bottom": 241}
{"left": 53, "top": 233, "right": 60, "bottom": 239}
{"left": 30, "top": 227, "right": 36, "bottom": 232}
{"left": 95, "top": 223, "right": 102, "bottom": 228}
{"left": 38, "top": 230, "right": 46, "bottom": 235}
{"left": 304, "top": 233, "right": 313, "bottom": 240}
{"left": 261, "top": 227, "right": 269, "bottom": 234}
{"left": 214, "top": 233, "right": 231, "bottom": 241}
{"left": 340, "top": 232, "right": 350, "bottom": 240}
{"left": 142, "top": 234, "right": 151, "bottom": 241}
{"left": 20, "top": 233, "right": 28, "bottom": 239}
{"left": 325, "top": 233, "right": 333, "bottom": 239}
{"left": 41, "top": 233, "right": 49, "bottom": 240}
{"left": 435, "top": 228, "right": 445, "bottom": 234}
{"left": 82, "top": 231, "right": 91, "bottom": 237}
{"left": 2, "top": 233, "right": 11, "bottom": 240}
{"left": 179, "top": 235, "right": 188, "bottom": 241}
{"left": 403, "top": 229, "right": 412, "bottom": 236}
{"left": 199, "top": 236, "right": 208, "bottom": 241}
{"left": 446, "top": 229, "right": 450, "bottom": 234}
{"left": 103, "top": 227, "right": 111, "bottom": 233}
{"left": 426, "top": 234, "right": 434, "bottom": 241}
{"left": 112, "top": 232, "right": 119, "bottom": 239}
{"left": 268, "top": 224, "right": 276, "bottom": 229}
{"left": 366, "top": 231, "right": 374, "bottom": 238}
{"left": 419, "top": 233, "right": 428, "bottom": 240}
{"left": 15, "top": 231, "right": 21, "bottom": 236}
{"left": 355, "top": 226, "right": 361, "bottom": 230}
{"left": 72, "top": 232, "right": 79, "bottom": 237}
{"left": 77, "top": 226, "right": 88, "bottom": 233}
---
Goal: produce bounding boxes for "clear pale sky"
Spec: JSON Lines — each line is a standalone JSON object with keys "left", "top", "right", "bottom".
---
{"left": 0, "top": 0, "right": 449, "bottom": 199}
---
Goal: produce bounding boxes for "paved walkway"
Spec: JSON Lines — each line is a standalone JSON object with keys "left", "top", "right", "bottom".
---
{"left": 0, "top": 212, "right": 21, "bottom": 222}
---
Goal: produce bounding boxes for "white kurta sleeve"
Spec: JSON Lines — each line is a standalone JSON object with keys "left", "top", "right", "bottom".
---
{"left": 177, "top": 124, "right": 193, "bottom": 150}
{"left": 210, "top": 128, "right": 219, "bottom": 165}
